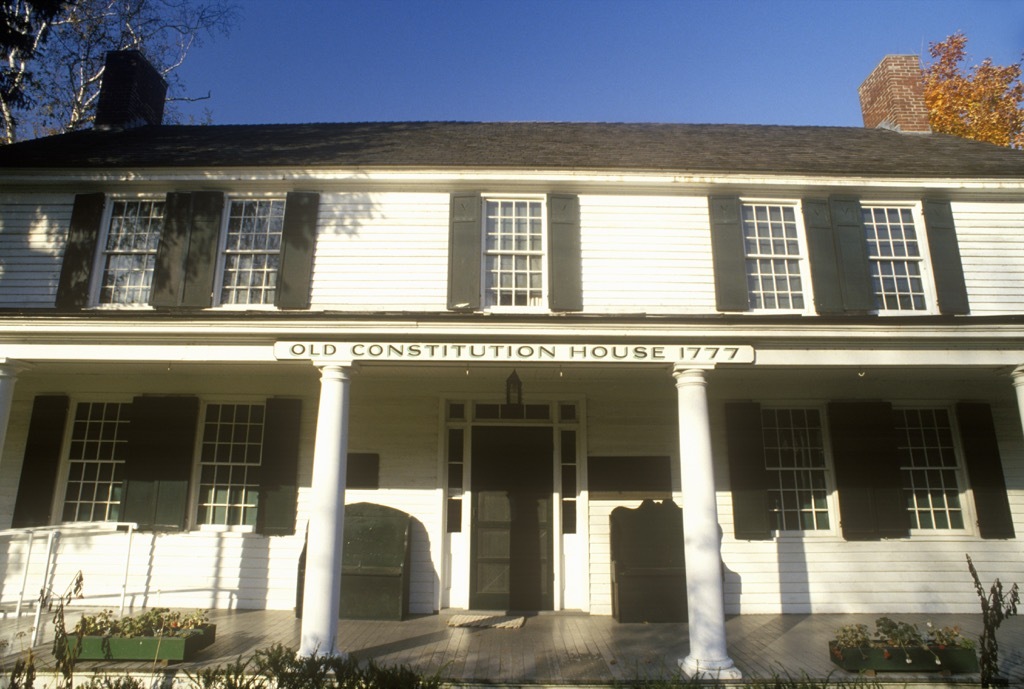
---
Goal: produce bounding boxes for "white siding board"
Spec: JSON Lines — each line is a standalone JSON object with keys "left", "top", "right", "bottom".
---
{"left": 952, "top": 201, "right": 1024, "bottom": 315}
{"left": 309, "top": 192, "right": 450, "bottom": 311}
{"left": 580, "top": 195, "right": 716, "bottom": 314}
{"left": 0, "top": 195, "right": 72, "bottom": 307}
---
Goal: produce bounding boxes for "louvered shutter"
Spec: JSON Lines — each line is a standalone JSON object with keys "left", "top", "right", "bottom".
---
{"left": 276, "top": 192, "right": 320, "bottom": 309}
{"left": 548, "top": 194, "right": 582, "bottom": 311}
{"left": 180, "top": 191, "right": 224, "bottom": 308}
{"left": 56, "top": 193, "right": 105, "bottom": 310}
{"left": 725, "top": 402, "right": 772, "bottom": 540}
{"left": 956, "top": 402, "right": 1014, "bottom": 539}
{"left": 121, "top": 396, "right": 199, "bottom": 531}
{"left": 447, "top": 193, "right": 482, "bottom": 310}
{"left": 923, "top": 200, "right": 969, "bottom": 315}
{"left": 150, "top": 192, "right": 193, "bottom": 307}
{"left": 828, "top": 198, "right": 874, "bottom": 312}
{"left": 802, "top": 199, "right": 844, "bottom": 314}
{"left": 11, "top": 396, "right": 69, "bottom": 527}
{"left": 708, "top": 197, "right": 749, "bottom": 311}
{"left": 829, "top": 401, "right": 909, "bottom": 540}
{"left": 256, "top": 398, "right": 302, "bottom": 536}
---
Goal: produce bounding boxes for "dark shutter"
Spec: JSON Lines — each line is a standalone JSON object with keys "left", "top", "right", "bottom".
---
{"left": 276, "top": 192, "right": 320, "bottom": 309}
{"left": 802, "top": 199, "right": 844, "bottom": 314}
{"left": 256, "top": 398, "right": 302, "bottom": 536}
{"left": 708, "top": 197, "right": 750, "bottom": 311}
{"left": 547, "top": 194, "right": 582, "bottom": 311}
{"left": 180, "top": 191, "right": 224, "bottom": 308}
{"left": 828, "top": 198, "right": 874, "bottom": 312}
{"left": 121, "top": 396, "right": 199, "bottom": 531}
{"left": 956, "top": 402, "right": 1014, "bottom": 539}
{"left": 150, "top": 192, "right": 193, "bottom": 307}
{"left": 447, "top": 193, "right": 482, "bottom": 310}
{"left": 923, "top": 200, "right": 969, "bottom": 315}
{"left": 724, "top": 402, "right": 772, "bottom": 540}
{"left": 11, "top": 396, "right": 69, "bottom": 527}
{"left": 828, "top": 401, "right": 909, "bottom": 540}
{"left": 55, "top": 193, "right": 105, "bottom": 310}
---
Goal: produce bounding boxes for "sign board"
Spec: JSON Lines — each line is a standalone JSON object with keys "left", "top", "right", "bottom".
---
{"left": 274, "top": 341, "right": 755, "bottom": 365}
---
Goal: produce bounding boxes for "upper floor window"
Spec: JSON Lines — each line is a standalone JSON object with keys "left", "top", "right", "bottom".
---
{"left": 96, "top": 199, "right": 164, "bottom": 305}
{"left": 483, "top": 198, "right": 545, "bottom": 309}
{"left": 861, "top": 205, "right": 929, "bottom": 312}
{"left": 741, "top": 202, "right": 809, "bottom": 311}
{"left": 895, "top": 407, "right": 965, "bottom": 530}
{"left": 218, "top": 198, "right": 286, "bottom": 306}
{"left": 761, "top": 407, "right": 831, "bottom": 531}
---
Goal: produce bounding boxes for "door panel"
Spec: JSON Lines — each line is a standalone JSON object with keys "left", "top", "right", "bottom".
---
{"left": 470, "top": 426, "right": 553, "bottom": 611}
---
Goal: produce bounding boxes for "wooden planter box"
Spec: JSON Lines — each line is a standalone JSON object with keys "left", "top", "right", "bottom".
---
{"left": 829, "top": 640, "right": 979, "bottom": 674}
{"left": 67, "top": 624, "right": 216, "bottom": 662}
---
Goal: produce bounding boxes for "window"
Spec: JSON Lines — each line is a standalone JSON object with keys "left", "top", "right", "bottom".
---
{"left": 741, "top": 203, "right": 807, "bottom": 310}
{"left": 761, "top": 408, "right": 830, "bottom": 531}
{"left": 96, "top": 199, "right": 164, "bottom": 305}
{"left": 196, "top": 403, "right": 265, "bottom": 526}
{"left": 483, "top": 198, "right": 545, "bottom": 308}
{"left": 218, "top": 199, "right": 285, "bottom": 305}
{"left": 861, "top": 206, "right": 928, "bottom": 311}
{"left": 895, "top": 408, "right": 965, "bottom": 529}
{"left": 61, "top": 402, "right": 129, "bottom": 522}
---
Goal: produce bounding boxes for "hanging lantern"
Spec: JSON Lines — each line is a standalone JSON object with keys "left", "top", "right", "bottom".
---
{"left": 505, "top": 370, "right": 523, "bottom": 406}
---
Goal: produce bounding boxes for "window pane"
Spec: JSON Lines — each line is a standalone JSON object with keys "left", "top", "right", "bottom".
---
{"left": 896, "top": 408, "right": 964, "bottom": 529}
{"left": 484, "top": 199, "right": 544, "bottom": 308}
{"left": 98, "top": 200, "right": 164, "bottom": 305}
{"left": 196, "top": 403, "right": 265, "bottom": 526}
{"left": 862, "top": 206, "right": 926, "bottom": 311}
{"left": 762, "top": 408, "right": 829, "bottom": 532}
{"left": 220, "top": 199, "right": 286, "bottom": 305}
{"left": 62, "top": 402, "right": 129, "bottom": 522}
{"left": 742, "top": 204, "right": 804, "bottom": 310}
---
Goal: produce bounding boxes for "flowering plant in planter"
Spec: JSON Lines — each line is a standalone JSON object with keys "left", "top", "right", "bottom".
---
{"left": 829, "top": 616, "right": 978, "bottom": 675}
{"left": 65, "top": 608, "right": 216, "bottom": 662}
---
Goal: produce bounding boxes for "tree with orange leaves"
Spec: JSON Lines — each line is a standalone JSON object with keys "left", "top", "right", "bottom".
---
{"left": 923, "top": 32, "right": 1024, "bottom": 149}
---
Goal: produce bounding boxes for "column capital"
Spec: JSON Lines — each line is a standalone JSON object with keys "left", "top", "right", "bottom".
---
{"left": 672, "top": 365, "right": 712, "bottom": 385}
{"left": 0, "top": 358, "right": 31, "bottom": 377}
{"left": 1012, "top": 365, "right": 1024, "bottom": 386}
{"left": 316, "top": 361, "right": 356, "bottom": 381}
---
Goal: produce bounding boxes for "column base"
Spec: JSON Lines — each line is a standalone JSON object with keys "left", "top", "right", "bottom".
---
{"left": 678, "top": 654, "right": 742, "bottom": 680}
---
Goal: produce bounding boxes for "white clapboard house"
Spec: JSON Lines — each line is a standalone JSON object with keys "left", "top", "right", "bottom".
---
{"left": 0, "top": 51, "right": 1022, "bottom": 676}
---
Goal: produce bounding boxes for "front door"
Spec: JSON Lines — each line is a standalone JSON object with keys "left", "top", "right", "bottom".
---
{"left": 470, "top": 426, "right": 553, "bottom": 611}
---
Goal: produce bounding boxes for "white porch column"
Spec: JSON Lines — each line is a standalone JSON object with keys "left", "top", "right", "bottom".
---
{"left": 1012, "top": 366, "right": 1024, "bottom": 438}
{"left": 0, "top": 360, "right": 25, "bottom": 459}
{"left": 299, "top": 364, "right": 353, "bottom": 656}
{"left": 673, "top": 366, "right": 741, "bottom": 680}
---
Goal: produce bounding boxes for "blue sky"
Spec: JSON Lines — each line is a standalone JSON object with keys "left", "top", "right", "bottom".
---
{"left": 174, "top": 0, "right": 1024, "bottom": 127}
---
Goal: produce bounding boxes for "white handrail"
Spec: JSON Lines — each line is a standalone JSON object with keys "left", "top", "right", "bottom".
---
{"left": 13, "top": 530, "right": 34, "bottom": 618}
{"left": 30, "top": 530, "right": 57, "bottom": 647}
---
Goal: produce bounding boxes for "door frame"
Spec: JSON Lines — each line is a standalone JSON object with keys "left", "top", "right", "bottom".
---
{"left": 440, "top": 395, "right": 587, "bottom": 613}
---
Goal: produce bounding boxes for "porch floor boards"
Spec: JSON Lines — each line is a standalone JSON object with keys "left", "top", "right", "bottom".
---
{"left": 1, "top": 609, "right": 1022, "bottom": 685}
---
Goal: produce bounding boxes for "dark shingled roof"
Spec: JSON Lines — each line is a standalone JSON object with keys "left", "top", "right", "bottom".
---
{"left": 2, "top": 121, "right": 1024, "bottom": 177}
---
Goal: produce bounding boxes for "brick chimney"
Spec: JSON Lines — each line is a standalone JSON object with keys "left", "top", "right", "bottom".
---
{"left": 858, "top": 54, "right": 931, "bottom": 133}
{"left": 94, "top": 50, "right": 167, "bottom": 129}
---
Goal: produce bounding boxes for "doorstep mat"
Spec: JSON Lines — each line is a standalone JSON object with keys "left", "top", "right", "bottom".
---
{"left": 446, "top": 614, "right": 526, "bottom": 629}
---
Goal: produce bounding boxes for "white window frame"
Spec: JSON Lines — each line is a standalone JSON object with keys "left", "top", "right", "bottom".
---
{"left": 190, "top": 398, "right": 267, "bottom": 532}
{"left": 860, "top": 201, "right": 938, "bottom": 315}
{"left": 893, "top": 404, "right": 974, "bottom": 536}
{"left": 739, "top": 198, "right": 815, "bottom": 314}
{"left": 89, "top": 196, "right": 164, "bottom": 308}
{"left": 214, "top": 196, "right": 286, "bottom": 309}
{"left": 759, "top": 404, "right": 838, "bottom": 536}
{"left": 481, "top": 194, "right": 549, "bottom": 313}
{"left": 54, "top": 396, "right": 133, "bottom": 524}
